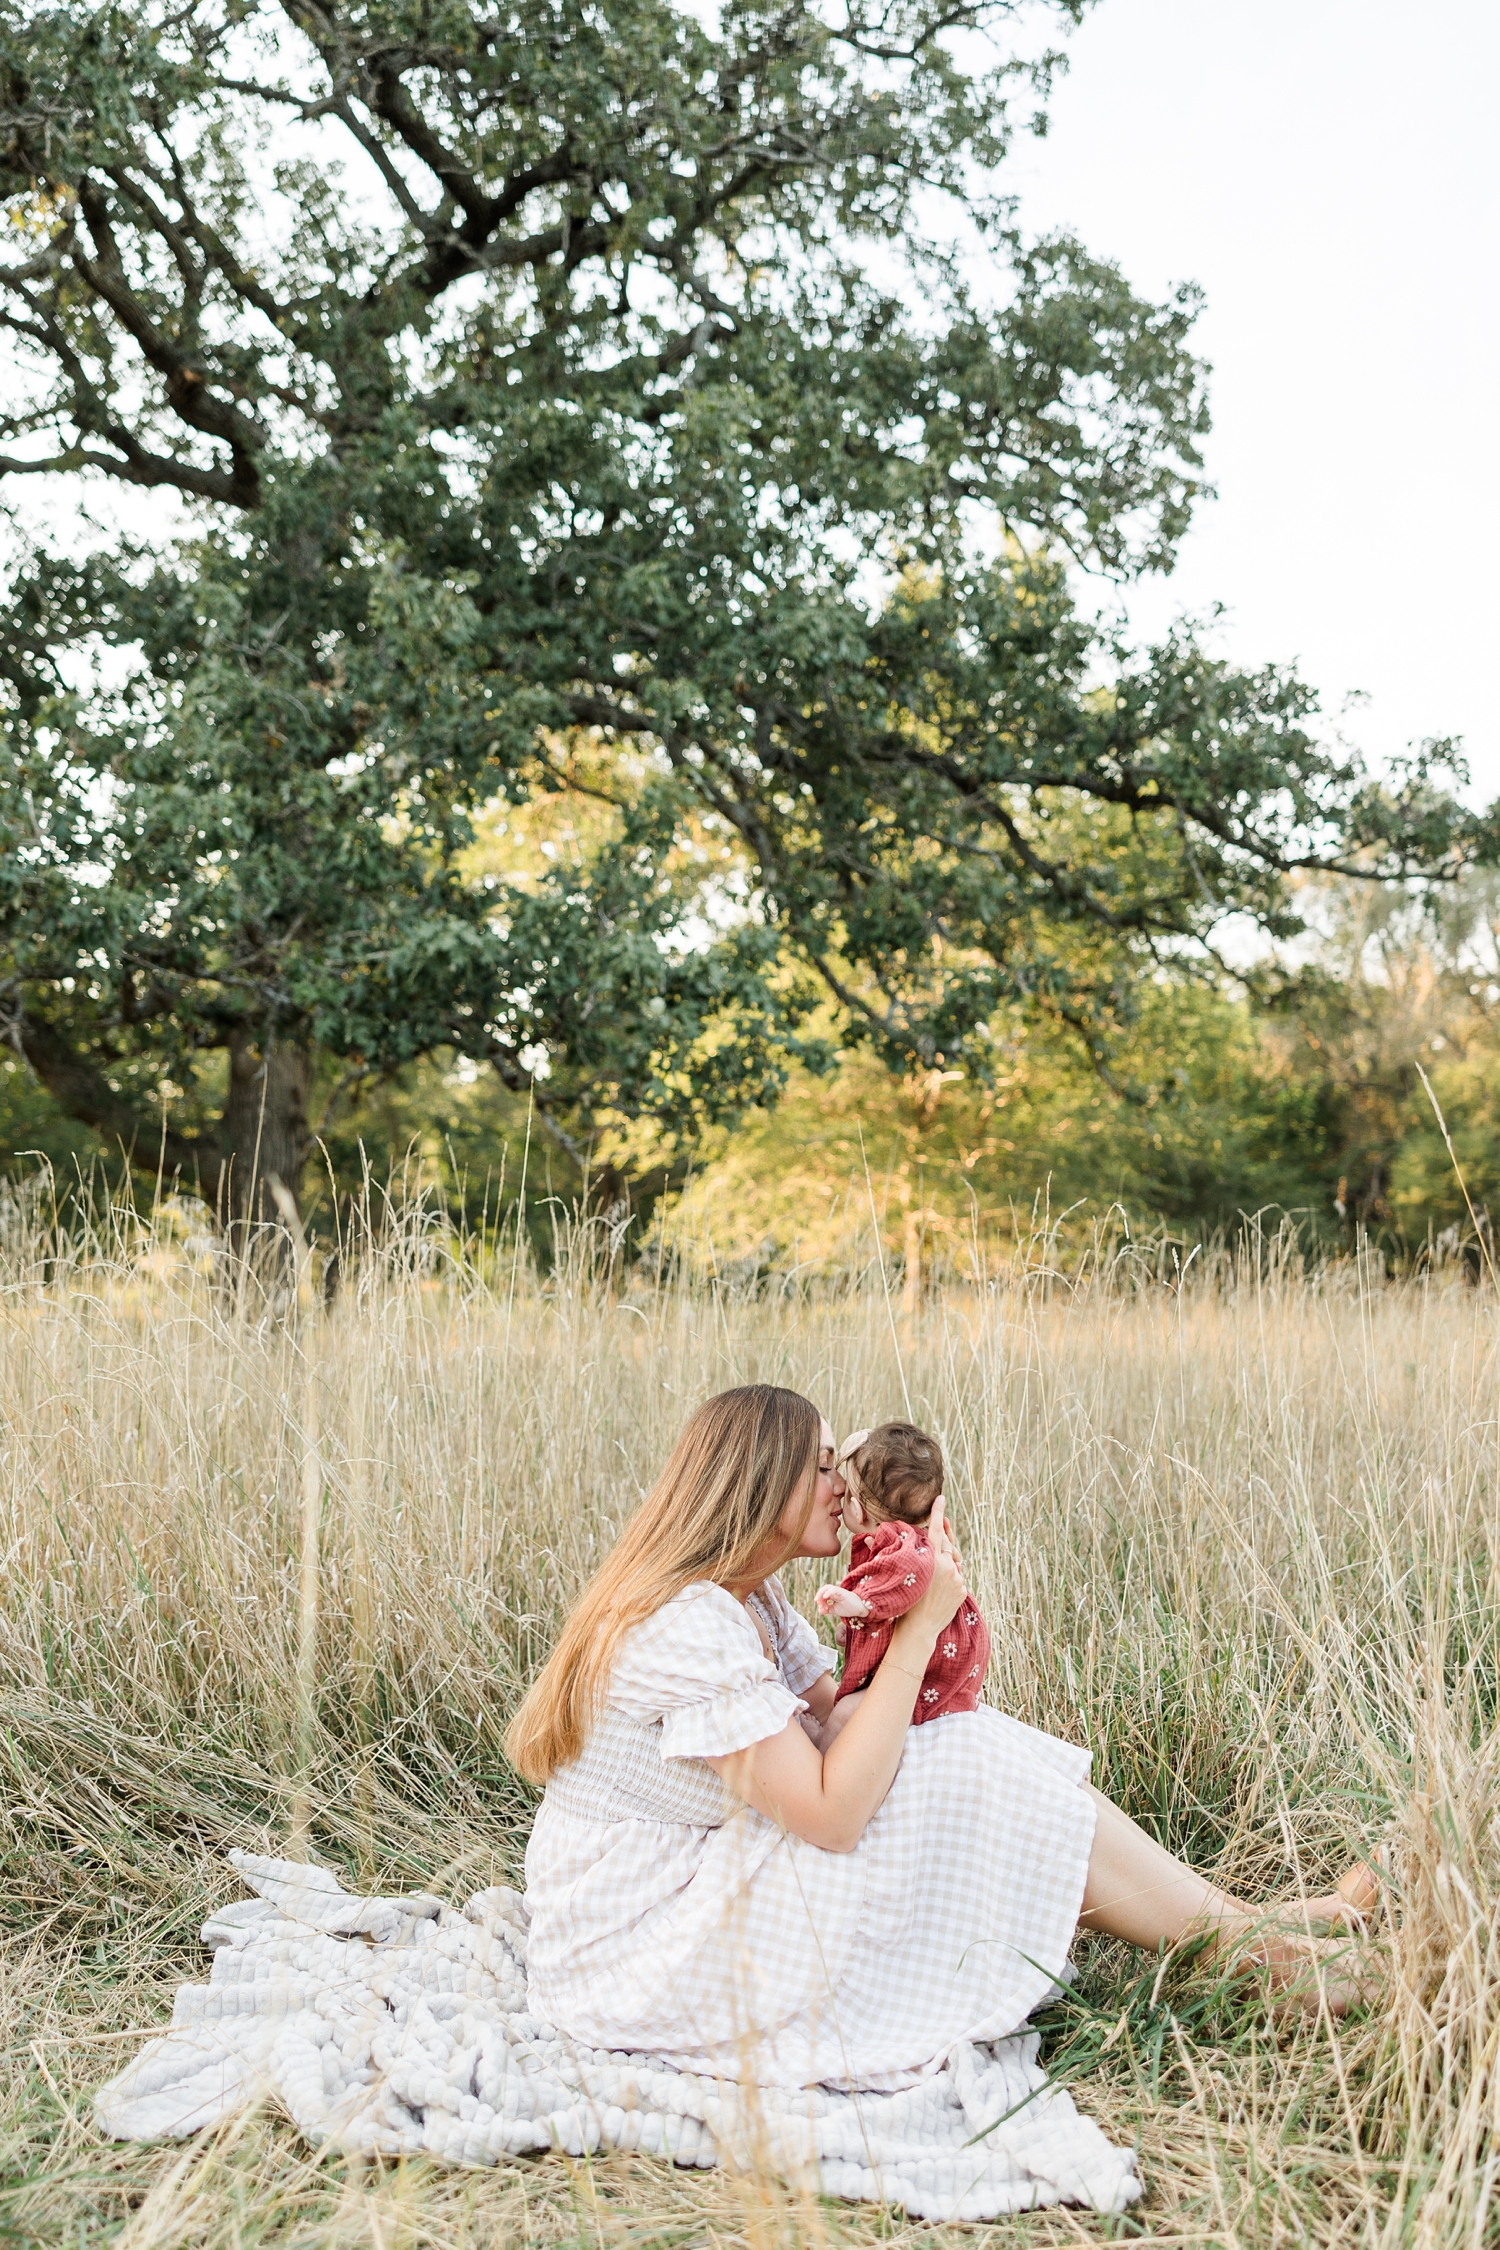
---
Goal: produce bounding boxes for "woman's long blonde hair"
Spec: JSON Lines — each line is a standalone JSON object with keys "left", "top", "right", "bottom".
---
{"left": 504, "top": 1385, "right": 821, "bottom": 1784}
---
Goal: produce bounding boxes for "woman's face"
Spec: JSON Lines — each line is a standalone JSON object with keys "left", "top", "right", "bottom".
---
{"left": 778, "top": 1417, "right": 846, "bottom": 1561}
{"left": 731, "top": 1416, "right": 845, "bottom": 1592}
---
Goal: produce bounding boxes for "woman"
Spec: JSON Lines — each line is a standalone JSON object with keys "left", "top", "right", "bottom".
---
{"left": 507, "top": 1386, "right": 1371, "bottom": 2089}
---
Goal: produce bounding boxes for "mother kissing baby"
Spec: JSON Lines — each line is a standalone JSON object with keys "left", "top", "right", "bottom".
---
{"left": 507, "top": 1385, "right": 1376, "bottom": 2090}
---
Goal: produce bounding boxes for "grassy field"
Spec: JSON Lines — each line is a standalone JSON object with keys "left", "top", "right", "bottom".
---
{"left": 2, "top": 1191, "right": 1498, "bottom": 2248}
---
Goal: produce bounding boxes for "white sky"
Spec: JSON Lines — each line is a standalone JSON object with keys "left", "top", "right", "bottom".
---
{"left": 1007, "top": 0, "right": 1500, "bottom": 797}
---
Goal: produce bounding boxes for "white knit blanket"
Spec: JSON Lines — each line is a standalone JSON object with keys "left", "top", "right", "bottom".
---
{"left": 95, "top": 1852, "right": 1142, "bottom": 2224}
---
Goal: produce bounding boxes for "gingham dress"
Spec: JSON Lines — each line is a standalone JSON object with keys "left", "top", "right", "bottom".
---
{"left": 833, "top": 1524, "right": 992, "bottom": 1723}
{"left": 523, "top": 1580, "right": 1097, "bottom": 2091}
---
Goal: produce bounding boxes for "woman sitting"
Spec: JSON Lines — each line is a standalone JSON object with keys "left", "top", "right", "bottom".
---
{"left": 506, "top": 1385, "right": 1374, "bottom": 2090}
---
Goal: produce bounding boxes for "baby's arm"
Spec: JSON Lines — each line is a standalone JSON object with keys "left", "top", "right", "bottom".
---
{"left": 841, "top": 1532, "right": 936, "bottom": 1623}
{"left": 815, "top": 1584, "right": 871, "bottom": 1621}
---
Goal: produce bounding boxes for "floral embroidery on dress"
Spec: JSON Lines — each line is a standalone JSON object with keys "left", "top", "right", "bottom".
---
{"left": 825, "top": 1522, "right": 990, "bottom": 1724}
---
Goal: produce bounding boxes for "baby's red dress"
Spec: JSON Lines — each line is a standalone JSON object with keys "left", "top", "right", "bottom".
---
{"left": 831, "top": 1523, "right": 991, "bottom": 1723}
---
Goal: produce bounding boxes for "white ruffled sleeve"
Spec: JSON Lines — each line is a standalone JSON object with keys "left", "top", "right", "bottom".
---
{"left": 753, "top": 1576, "right": 836, "bottom": 1698}
{"left": 609, "top": 1583, "right": 805, "bottom": 1760}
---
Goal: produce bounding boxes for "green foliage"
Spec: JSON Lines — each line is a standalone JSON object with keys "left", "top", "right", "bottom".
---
{"left": 1391, "top": 1054, "right": 1500, "bottom": 1243}
{"left": 9, "top": 863, "right": 1500, "bottom": 1269}
{"left": 661, "top": 983, "right": 1342, "bottom": 1265}
{"left": 0, "top": 0, "right": 1493, "bottom": 1227}
{"left": 662, "top": 878, "right": 1500, "bottom": 1268}
{"left": 0, "top": 1050, "right": 97, "bottom": 1177}
{"left": 1252, "top": 876, "right": 1500, "bottom": 1255}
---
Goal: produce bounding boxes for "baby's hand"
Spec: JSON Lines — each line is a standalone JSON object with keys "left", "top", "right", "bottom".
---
{"left": 816, "top": 1584, "right": 872, "bottom": 1621}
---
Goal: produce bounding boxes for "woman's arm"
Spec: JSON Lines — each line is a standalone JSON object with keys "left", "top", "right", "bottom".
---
{"left": 706, "top": 1522, "right": 965, "bottom": 1852}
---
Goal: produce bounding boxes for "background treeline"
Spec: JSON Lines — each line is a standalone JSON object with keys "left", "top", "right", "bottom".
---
{"left": 6, "top": 865, "right": 1495, "bottom": 1271}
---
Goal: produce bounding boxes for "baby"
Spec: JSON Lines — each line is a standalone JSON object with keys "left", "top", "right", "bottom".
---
{"left": 814, "top": 1421, "right": 990, "bottom": 1746}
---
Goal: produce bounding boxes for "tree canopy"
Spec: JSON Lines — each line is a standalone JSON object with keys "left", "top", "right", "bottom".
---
{"left": 1, "top": 0, "right": 1492, "bottom": 1231}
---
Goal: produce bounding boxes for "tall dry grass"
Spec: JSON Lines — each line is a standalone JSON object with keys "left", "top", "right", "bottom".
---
{"left": 2, "top": 1181, "right": 1499, "bottom": 2246}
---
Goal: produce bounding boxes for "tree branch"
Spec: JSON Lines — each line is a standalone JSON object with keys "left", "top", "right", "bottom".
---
{"left": 0, "top": 438, "right": 254, "bottom": 504}
{"left": 15, "top": 1014, "right": 226, "bottom": 1197}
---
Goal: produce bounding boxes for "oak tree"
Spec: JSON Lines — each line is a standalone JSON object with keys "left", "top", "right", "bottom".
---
{"left": 1, "top": 0, "right": 1488, "bottom": 1229}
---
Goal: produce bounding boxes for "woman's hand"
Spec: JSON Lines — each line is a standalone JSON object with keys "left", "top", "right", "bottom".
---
{"left": 894, "top": 1499, "right": 966, "bottom": 1649}
{"left": 928, "top": 1495, "right": 962, "bottom": 1571}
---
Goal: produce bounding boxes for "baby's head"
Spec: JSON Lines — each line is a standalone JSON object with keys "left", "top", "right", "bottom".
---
{"left": 836, "top": 1421, "right": 944, "bottom": 1532}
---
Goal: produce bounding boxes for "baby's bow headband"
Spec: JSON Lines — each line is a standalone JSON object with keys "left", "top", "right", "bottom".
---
{"left": 835, "top": 1428, "right": 871, "bottom": 1506}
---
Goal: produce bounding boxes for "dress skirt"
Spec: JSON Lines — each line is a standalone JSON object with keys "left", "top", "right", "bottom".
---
{"left": 526, "top": 1693, "right": 1096, "bottom": 2092}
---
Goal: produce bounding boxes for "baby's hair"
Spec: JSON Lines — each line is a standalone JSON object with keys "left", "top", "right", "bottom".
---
{"left": 837, "top": 1421, "right": 944, "bottom": 1526}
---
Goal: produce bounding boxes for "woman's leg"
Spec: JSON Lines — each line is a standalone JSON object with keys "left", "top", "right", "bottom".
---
{"left": 1078, "top": 1786, "right": 1250, "bottom": 1947}
{"left": 1078, "top": 1786, "right": 1376, "bottom": 2006}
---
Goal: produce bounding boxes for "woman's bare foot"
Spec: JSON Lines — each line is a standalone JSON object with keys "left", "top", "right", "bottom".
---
{"left": 1333, "top": 1859, "right": 1382, "bottom": 1922}
{"left": 1277, "top": 1857, "right": 1383, "bottom": 1935}
{"left": 1210, "top": 1921, "right": 1377, "bottom": 2016}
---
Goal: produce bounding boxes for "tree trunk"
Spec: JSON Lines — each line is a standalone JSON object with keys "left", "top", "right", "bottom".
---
{"left": 216, "top": 1033, "right": 313, "bottom": 1247}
